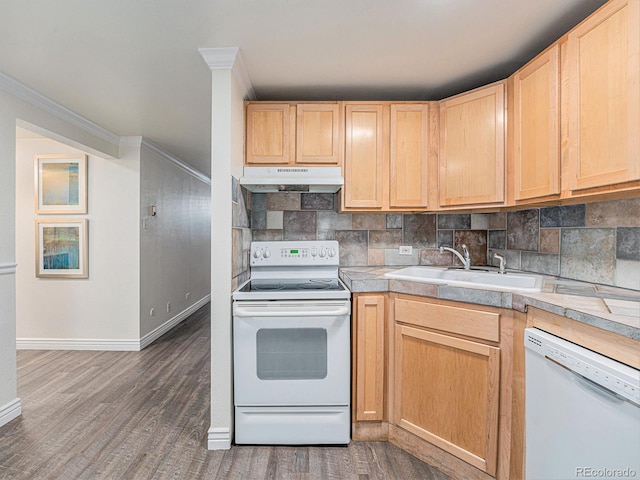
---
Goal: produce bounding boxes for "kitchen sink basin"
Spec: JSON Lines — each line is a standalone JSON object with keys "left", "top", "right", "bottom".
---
{"left": 384, "top": 266, "right": 544, "bottom": 293}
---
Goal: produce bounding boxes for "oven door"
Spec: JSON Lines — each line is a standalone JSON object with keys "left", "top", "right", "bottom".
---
{"left": 232, "top": 300, "right": 351, "bottom": 406}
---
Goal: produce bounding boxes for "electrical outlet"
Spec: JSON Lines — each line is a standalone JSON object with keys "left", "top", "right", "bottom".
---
{"left": 166, "top": 302, "right": 171, "bottom": 313}
{"left": 399, "top": 245, "right": 413, "bottom": 255}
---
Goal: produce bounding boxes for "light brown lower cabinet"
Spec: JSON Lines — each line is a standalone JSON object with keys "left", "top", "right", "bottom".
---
{"left": 354, "top": 294, "right": 386, "bottom": 421}
{"left": 392, "top": 323, "right": 500, "bottom": 476}
{"left": 352, "top": 293, "right": 524, "bottom": 480}
{"left": 352, "top": 293, "right": 388, "bottom": 441}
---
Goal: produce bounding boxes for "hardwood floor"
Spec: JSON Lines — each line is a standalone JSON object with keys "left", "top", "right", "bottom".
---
{"left": 0, "top": 304, "right": 452, "bottom": 480}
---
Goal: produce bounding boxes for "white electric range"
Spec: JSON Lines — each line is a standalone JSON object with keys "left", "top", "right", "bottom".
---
{"left": 232, "top": 241, "right": 351, "bottom": 445}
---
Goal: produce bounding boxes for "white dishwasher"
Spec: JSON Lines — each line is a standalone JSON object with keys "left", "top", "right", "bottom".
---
{"left": 524, "top": 328, "right": 640, "bottom": 480}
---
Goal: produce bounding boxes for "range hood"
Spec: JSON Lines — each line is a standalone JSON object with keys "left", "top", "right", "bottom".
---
{"left": 239, "top": 166, "right": 344, "bottom": 193}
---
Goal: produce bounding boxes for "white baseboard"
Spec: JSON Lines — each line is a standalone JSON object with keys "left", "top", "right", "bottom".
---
{"left": 16, "top": 338, "right": 140, "bottom": 351}
{"left": 0, "top": 398, "right": 21, "bottom": 428}
{"left": 16, "top": 295, "right": 211, "bottom": 351}
{"left": 139, "top": 295, "right": 211, "bottom": 350}
{"left": 208, "top": 427, "right": 232, "bottom": 450}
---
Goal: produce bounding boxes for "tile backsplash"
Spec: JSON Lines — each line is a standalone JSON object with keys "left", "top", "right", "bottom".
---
{"left": 231, "top": 177, "right": 252, "bottom": 291}
{"left": 488, "top": 198, "right": 640, "bottom": 290}
{"left": 240, "top": 184, "right": 639, "bottom": 290}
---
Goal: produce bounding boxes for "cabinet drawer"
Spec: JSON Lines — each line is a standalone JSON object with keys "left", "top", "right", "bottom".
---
{"left": 394, "top": 298, "right": 500, "bottom": 343}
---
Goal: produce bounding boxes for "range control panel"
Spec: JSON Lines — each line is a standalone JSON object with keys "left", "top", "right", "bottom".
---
{"left": 250, "top": 241, "right": 339, "bottom": 267}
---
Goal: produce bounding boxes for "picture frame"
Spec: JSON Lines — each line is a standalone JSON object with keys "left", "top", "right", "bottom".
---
{"left": 35, "top": 154, "right": 87, "bottom": 214}
{"left": 35, "top": 219, "right": 88, "bottom": 278}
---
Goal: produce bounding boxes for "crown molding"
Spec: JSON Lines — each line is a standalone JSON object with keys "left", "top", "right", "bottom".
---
{"left": 141, "top": 139, "right": 211, "bottom": 185}
{"left": 0, "top": 72, "right": 121, "bottom": 147}
{"left": 198, "top": 46, "right": 240, "bottom": 69}
{"left": 119, "top": 136, "right": 143, "bottom": 148}
{"left": 198, "top": 47, "right": 256, "bottom": 100}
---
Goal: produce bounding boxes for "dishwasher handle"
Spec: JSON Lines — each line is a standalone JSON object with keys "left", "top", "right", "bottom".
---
{"left": 545, "top": 355, "right": 640, "bottom": 408}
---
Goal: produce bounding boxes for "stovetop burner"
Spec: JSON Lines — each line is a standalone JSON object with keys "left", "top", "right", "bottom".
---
{"left": 239, "top": 278, "right": 344, "bottom": 293}
{"left": 298, "top": 283, "right": 331, "bottom": 290}
{"left": 251, "top": 284, "right": 286, "bottom": 291}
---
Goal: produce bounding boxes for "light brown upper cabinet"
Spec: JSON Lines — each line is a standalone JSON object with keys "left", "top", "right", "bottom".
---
{"left": 343, "top": 104, "right": 386, "bottom": 209}
{"left": 245, "top": 103, "right": 293, "bottom": 165}
{"left": 439, "top": 82, "right": 506, "bottom": 208}
{"left": 566, "top": 0, "right": 640, "bottom": 192}
{"left": 296, "top": 103, "right": 342, "bottom": 164}
{"left": 512, "top": 45, "right": 561, "bottom": 201}
{"left": 389, "top": 104, "right": 430, "bottom": 209}
{"left": 342, "top": 102, "right": 432, "bottom": 211}
{"left": 245, "top": 102, "right": 342, "bottom": 166}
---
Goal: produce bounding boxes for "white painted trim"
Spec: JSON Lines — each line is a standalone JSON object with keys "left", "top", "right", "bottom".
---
{"left": 119, "top": 135, "right": 143, "bottom": 148}
{"left": 16, "top": 295, "right": 211, "bottom": 351}
{"left": 198, "top": 47, "right": 256, "bottom": 100}
{"left": 16, "top": 338, "right": 140, "bottom": 351}
{"left": 0, "top": 72, "right": 121, "bottom": 147}
{"left": 0, "top": 263, "right": 17, "bottom": 276}
{"left": 140, "top": 295, "right": 211, "bottom": 349}
{"left": 141, "top": 139, "right": 211, "bottom": 185}
{"left": 230, "top": 51, "right": 256, "bottom": 101}
{"left": 208, "top": 427, "right": 232, "bottom": 450}
{"left": 0, "top": 398, "right": 22, "bottom": 428}
{"left": 198, "top": 46, "right": 240, "bottom": 69}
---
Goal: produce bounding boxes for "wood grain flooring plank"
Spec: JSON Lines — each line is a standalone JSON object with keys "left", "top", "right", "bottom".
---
{"left": 294, "top": 447, "right": 309, "bottom": 473}
{"left": 0, "top": 304, "right": 452, "bottom": 480}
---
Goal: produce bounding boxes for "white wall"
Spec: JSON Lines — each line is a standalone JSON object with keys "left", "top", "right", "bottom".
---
{"left": 0, "top": 81, "right": 121, "bottom": 425}
{"left": 15, "top": 137, "right": 140, "bottom": 347}
{"left": 0, "top": 94, "right": 18, "bottom": 423}
{"left": 139, "top": 143, "right": 211, "bottom": 339}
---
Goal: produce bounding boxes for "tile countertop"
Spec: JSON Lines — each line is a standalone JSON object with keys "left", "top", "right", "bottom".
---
{"left": 339, "top": 266, "right": 640, "bottom": 341}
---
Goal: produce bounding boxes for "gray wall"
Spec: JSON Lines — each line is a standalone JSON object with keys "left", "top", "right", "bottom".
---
{"left": 139, "top": 143, "right": 211, "bottom": 338}
{"left": 249, "top": 192, "right": 640, "bottom": 290}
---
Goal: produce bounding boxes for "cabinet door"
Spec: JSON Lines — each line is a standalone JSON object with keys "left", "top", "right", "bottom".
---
{"left": 344, "top": 104, "right": 385, "bottom": 208}
{"left": 354, "top": 294, "right": 386, "bottom": 421}
{"left": 296, "top": 103, "right": 342, "bottom": 165}
{"left": 567, "top": 0, "right": 640, "bottom": 191}
{"left": 513, "top": 45, "right": 561, "bottom": 200}
{"left": 394, "top": 324, "right": 500, "bottom": 476}
{"left": 439, "top": 82, "right": 505, "bottom": 207}
{"left": 389, "top": 104, "right": 429, "bottom": 208}
{"left": 246, "top": 103, "right": 293, "bottom": 165}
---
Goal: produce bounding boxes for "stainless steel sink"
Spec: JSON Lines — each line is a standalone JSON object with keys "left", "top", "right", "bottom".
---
{"left": 384, "top": 266, "right": 544, "bottom": 292}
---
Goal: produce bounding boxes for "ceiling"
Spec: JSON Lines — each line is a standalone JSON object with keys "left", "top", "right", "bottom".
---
{"left": 1, "top": 0, "right": 606, "bottom": 177}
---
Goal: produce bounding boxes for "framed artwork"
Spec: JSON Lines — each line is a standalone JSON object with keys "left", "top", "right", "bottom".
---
{"left": 35, "top": 154, "right": 87, "bottom": 214}
{"left": 35, "top": 219, "right": 88, "bottom": 278}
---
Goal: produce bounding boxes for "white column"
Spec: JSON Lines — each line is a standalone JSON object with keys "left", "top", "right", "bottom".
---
{"left": 200, "top": 47, "right": 254, "bottom": 450}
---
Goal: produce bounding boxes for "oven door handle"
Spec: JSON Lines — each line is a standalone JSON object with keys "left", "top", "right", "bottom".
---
{"left": 233, "top": 306, "right": 351, "bottom": 317}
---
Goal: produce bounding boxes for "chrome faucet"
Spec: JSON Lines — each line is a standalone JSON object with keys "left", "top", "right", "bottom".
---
{"left": 494, "top": 252, "right": 507, "bottom": 274}
{"left": 439, "top": 244, "right": 471, "bottom": 270}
